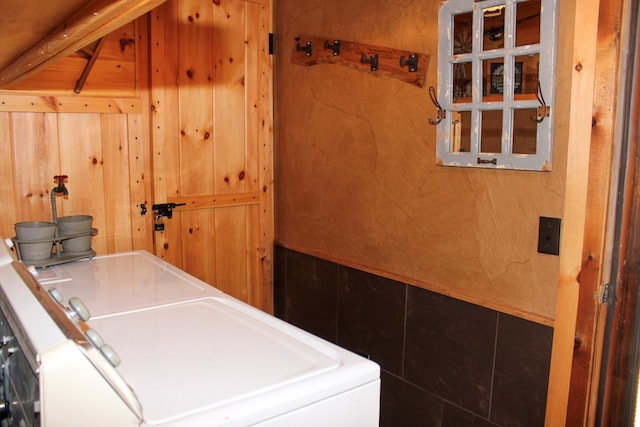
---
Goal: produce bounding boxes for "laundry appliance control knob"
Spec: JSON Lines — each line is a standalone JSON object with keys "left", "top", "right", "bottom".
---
{"left": 68, "top": 297, "right": 91, "bottom": 322}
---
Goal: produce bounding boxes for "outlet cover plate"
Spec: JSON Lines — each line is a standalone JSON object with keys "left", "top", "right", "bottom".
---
{"left": 538, "top": 216, "right": 561, "bottom": 255}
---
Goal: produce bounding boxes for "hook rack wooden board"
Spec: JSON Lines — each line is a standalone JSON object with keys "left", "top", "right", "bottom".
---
{"left": 290, "top": 34, "right": 429, "bottom": 88}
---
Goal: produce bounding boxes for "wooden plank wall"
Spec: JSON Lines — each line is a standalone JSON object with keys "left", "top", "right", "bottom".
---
{"left": 0, "top": 1, "right": 274, "bottom": 311}
{"left": 150, "top": 0, "right": 273, "bottom": 310}
{"left": 0, "top": 19, "right": 152, "bottom": 254}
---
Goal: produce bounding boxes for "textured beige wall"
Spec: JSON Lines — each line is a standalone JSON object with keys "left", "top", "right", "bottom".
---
{"left": 274, "top": 0, "right": 576, "bottom": 323}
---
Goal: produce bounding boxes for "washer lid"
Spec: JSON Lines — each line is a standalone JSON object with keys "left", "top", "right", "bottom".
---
{"left": 88, "top": 297, "right": 375, "bottom": 426}
{"left": 38, "top": 251, "right": 211, "bottom": 316}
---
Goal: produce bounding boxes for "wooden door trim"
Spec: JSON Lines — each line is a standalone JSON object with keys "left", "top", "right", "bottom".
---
{"left": 597, "top": 0, "right": 640, "bottom": 422}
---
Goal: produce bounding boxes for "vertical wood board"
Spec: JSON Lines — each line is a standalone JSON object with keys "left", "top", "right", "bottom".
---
{"left": 250, "top": 0, "right": 274, "bottom": 311}
{"left": 566, "top": 0, "right": 624, "bottom": 422}
{"left": 0, "top": 113, "right": 18, "bottom": 238}
{"left": 213, "top": 0, "right": 248, "bottom": 195}
{"left": 101, "top": 114, "right": 134, "bottom": 252}
{"left": 179, "top": 209, "right": 217, "bottom": 284}
{"left": 57, "top": 113, "right": 107, "bottom": 253}
{"left": 244, "top": 2, "right": 262, "bottom": 194}
{"left": 177, "top": 0, "right": 215, "bottom": 196}
{"left": 214, "top": 206, "right": 250, "bottom": 301}
{"left": 10, "top": 113, "right": 61, "bottom": 222}
{"left": 129, "top": 16, "right": 154, "bottom": 252}
{"left": 150, "top": 0, "right": 183, "bottom": 266}
{"left": 545, "top": 0, "right": 601, "bottom": 424}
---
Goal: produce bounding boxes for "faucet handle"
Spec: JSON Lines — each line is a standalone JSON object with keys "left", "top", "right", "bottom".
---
{"left": 53, "top": 175, "right": 68, "bottom": 184}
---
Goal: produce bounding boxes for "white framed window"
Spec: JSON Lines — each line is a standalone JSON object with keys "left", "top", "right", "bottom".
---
{"left": 435, "top": 0, "right": 558, "bottom": 171}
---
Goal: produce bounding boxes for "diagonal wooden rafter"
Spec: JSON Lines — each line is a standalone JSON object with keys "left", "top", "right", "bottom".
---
{"left": 0, "top": 0, "right": 168, "bottom": 89}
{"left": 74, "top": 37, "right": 106, "bottom": 94}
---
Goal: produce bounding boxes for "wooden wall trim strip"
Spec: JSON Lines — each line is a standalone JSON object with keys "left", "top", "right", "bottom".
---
{"left": 167, "top": 193, "right": 260, "bottom": 210}
{"left": 253, "top": 0, "right": 274, "bottom": 312}
{"left": 566, "top": 0, "right": 626, "bottom": 422}
{"left": 0, "top": 94, "right": 142, "bottom": 113}
{"left": 546, "top": 0, "right": 601, "bottom": 425}
{"left": 129, "top": 16, "right": 154, "bottom": 252}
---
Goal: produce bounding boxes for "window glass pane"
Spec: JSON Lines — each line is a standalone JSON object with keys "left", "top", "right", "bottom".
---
{"left": 453, "top": 62, "right": 472, "bottom": 103}
{"left": 484, "top": 59, "right": 504, "bottom": 101}
{"left": 453, "top": 12, "right": 473, "bottom": 54}
{"left": 483, "top": 5, "right": 505, "bottom": 51}
{"left": 515, "top": 53, "right": 540, "bottom": 98}
{"left": 516, "top": 0, "right": 541, "bottom": 46}
{"left": 480, "top": 110, "right": 503, "bottom": 153}
{"left": 487, "top": 60, "right": 507, "bottom": 99}
{"left": 513, "top": 109, "right": 538, "bottom": 154}
{"left": 451, "top": 111, "right": 472, "bottom": 153}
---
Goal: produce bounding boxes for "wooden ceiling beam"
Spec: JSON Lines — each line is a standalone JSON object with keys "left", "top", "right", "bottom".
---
{"left": 0, "top": 0, "right": 168, "bottom": 89}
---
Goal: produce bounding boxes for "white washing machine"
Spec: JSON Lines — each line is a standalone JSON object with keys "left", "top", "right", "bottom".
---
{"left": 0, "top": 241, "right": 380, "bottom": 426}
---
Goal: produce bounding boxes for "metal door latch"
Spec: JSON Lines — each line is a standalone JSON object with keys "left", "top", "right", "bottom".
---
{"left": 150, "top": 203, "right": 186, "bottom": 231}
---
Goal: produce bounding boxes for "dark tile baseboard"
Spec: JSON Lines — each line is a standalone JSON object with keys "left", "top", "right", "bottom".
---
{"left": 274, "top": 245, "right": 552, "bottom": 427}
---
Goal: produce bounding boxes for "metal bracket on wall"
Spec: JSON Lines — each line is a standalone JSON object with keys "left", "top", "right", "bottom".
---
{"left": 400, "top": 54, "right": 419, "bottom": 73}
{"left": 291, "top": 34, "right": 429, "bottom": 88}
{"left": 360, "top": 53, "right": 379, "bottom": 71}
{"left": 324, "top": 39, "right": 341, "bottom": 56}
{"left": 295, "top": 38, "right": 313, "bottom": 56}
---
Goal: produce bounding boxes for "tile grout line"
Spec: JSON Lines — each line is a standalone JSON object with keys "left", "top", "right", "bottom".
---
{"left": 488, "top": 312, "right": 501, "bottom": 422}
{"left": 334, "top": 262, "right": 340, "bottom": 344}
{"left": 401, "top": 283, "right": 408, "bottom": 378}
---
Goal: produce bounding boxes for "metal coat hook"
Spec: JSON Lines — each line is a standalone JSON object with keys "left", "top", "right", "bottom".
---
{"left": 295, "top": 38, "right": 313, "bottom": 56}
{"left": 531, "top": 79, "right": 550, "bottom": 123}
{"left": 360, "top": 53, "right": 379, "bottom": 71}
{"left": 324, "top": 40, "right": 341, "bottom": 56}
{"left": 428, "top": 86, "right": 446, "bottom": 125}
{"left": 399, "top": 54, "right": 419, "bottom": 73}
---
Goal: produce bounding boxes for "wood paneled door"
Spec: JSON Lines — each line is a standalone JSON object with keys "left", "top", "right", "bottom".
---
{"left": 149, "top": 0, "right": 274, "bottom": 312}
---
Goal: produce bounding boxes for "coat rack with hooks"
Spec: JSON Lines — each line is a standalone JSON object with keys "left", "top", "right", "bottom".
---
{"left": 291, "top": 34, "right": 429, "bottom": 88}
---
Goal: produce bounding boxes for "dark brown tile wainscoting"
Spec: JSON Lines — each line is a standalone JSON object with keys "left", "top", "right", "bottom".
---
{"left": 274, "top": 245, "right": 553, "bottom": 427}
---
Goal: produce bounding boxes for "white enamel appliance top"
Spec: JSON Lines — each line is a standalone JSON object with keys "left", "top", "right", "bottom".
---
{"left": 90, "top": 298, "right": 341, "bottom": 425}
{"left": 36, "top": 251, "right": 379, "bottom": 426}
{"left": 38, "top": 251, "right": 210, "bottom": 316}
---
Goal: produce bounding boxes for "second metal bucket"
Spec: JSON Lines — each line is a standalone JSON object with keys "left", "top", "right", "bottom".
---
{"left": 57, "top": 215, "right": 93, "bottom": 254}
